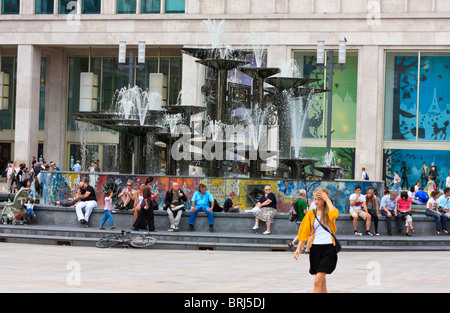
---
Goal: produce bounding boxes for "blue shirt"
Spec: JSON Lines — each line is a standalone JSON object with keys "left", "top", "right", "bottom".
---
{"left": 192, "top": 191, "right": 214, "bottom": 209}
{"left": 72, "top": 163, "right": 81, "bottom": 172}
{"left": 438, "top": 195, "right": 450, "bottom": 211}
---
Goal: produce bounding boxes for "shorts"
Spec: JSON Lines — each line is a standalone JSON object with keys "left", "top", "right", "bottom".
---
{"left": 309, "top": 244, "right": 338, "bottom": 275}
{"left": 350, "top": 208, "right": 367, "bottom": 220}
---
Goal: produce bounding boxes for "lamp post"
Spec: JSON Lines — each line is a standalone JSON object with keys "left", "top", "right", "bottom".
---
{"left": 316, "top": 40, "right": 347, "bottom": 155}
{"left": 118, "top": 41, "right": 146, "bottom": 87}
{"left": 117, "top": 41, "right": 146, "bottom": 174}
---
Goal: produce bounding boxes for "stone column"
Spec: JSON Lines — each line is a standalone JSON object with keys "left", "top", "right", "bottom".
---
{"left": 355, "top": 45, "right": 384, "bottom": 180}
{"left": 14, "top": 45, "right": 41, "bottom": 166}
{"left": 44, "top": 48, "right": 67, "bottom": 169}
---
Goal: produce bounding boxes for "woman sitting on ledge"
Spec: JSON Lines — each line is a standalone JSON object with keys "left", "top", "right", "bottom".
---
{"left": 252, "top": 185, "right": 277, "bottom": 235}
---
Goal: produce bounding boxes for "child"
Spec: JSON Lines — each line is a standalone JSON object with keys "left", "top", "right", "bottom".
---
{"left": 26, "top": 198, "right": 37, "bottom": 221}
{"left": 99, "top": 191, "right": 116, "bottom": 230}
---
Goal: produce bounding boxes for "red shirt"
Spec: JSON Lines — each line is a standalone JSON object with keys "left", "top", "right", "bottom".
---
{"left": 397, "top": 198, "right": 412, "bottom": 212}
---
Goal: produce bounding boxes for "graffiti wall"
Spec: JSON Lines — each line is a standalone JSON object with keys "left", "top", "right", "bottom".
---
{"left": 40, "top": 172, "right": 383, "bottom": 214}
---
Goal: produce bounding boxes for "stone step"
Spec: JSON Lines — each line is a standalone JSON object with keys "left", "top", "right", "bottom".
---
{"left": 2, "top": 224, "right": 450, "bottom": 252}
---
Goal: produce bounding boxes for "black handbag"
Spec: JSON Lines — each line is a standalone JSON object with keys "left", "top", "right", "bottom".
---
{"left": 313, "top": 209, "right": 342, "bottom": 253}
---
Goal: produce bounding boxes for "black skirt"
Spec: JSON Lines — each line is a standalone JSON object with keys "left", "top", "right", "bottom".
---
{"left": 309, "top": 244, "right": 338, "bottom": 275}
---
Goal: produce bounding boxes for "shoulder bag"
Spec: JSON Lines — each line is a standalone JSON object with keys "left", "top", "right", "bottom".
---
{"left": 313, "top": 209, "right": 342, "bottom": 253}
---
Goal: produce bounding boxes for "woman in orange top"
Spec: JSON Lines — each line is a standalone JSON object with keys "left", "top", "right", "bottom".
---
{"left": 294, "top": 187, "right": 339, "bottom": 293}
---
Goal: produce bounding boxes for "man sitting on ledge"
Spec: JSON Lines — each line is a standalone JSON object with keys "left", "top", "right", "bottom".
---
{"left": 189, "top": 184, "right": 214, "bottom": 232}
{"left": 74, "top": 181, "right": 97, "bottom": 227}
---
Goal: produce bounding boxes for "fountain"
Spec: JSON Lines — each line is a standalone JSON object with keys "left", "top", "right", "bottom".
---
{"left": 72, "top": 19, "right": 340, "bottom": 182}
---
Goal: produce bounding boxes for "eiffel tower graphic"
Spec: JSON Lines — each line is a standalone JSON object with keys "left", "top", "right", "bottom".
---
{"left": 428, "top": 87, "right": 441, "bottom": 114}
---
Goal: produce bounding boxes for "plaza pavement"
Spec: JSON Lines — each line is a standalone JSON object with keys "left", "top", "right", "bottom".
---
{"left": 1, "top": 242, "right": 450, "bottom": 293}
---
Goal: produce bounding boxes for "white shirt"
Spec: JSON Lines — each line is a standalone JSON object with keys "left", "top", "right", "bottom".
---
{"left": 312, "top": 217, "right": 333, "bottom": 245}
{"left": 362, "top": 171, "right": 366, "bottom": 180}
{"left": 350, "top": 193, "right": 366, "bottom": 211}
{"left": 427, "top": 198, "right": 438, "bottom": 211}
{"left": 446, "top": 176, "right": 450, "bottom": 188}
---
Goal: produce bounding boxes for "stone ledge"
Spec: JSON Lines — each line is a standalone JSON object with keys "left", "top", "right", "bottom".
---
{"left": 10, "top": 204, "right": 445, "bottom": 236}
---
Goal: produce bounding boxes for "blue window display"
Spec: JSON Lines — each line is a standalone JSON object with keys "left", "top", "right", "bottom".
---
{"left": 383, "top": 149, "right": 450, "bottom": 190}
{"left": 385, "top": 52, "right": 450, "bottom": 142}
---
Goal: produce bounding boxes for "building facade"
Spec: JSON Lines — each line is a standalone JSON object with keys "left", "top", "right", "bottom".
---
{"left": 0, "top": 0, "right": 449, "bottom": 186}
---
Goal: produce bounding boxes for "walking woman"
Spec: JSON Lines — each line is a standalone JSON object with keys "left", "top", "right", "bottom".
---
{"left": 294, "top": 187, "right": 339, "bottom": 293}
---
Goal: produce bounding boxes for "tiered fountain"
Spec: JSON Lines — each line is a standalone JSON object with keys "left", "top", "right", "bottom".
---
{"left": 73, "top": 19, "right": 341, "bottom": 182}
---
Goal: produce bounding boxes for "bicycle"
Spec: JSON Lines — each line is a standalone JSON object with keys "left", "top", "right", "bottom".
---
{"left": 95, "top": 230, "right": 156, "bottom": 249}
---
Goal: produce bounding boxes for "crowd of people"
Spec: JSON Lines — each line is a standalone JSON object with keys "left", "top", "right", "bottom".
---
{"left": 66, "top": 177, "right": 270, "bottom": 233}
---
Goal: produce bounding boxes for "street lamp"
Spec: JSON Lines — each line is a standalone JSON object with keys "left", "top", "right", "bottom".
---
{"left": 118, "top": 41, "right": 146, "bottom": 87}
{"left": 316, "top": 40, "right": 347, "bottom": 156}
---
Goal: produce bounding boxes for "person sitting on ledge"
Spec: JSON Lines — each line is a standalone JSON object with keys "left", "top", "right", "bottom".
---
{"left": 74, "top": 181, "right": 98, "bottom": 227}
{"left": 164, "top": 182, "right": 188, "bottom": 232}
{"left": 223, "top": 192, "right": 240, "bottom": 213}
{"left": 189, "top": 184, "right": 214, "bottom": 232}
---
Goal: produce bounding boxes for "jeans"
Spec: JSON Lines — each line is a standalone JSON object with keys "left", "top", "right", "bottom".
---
{"left": 425, "top": 210, "right": 448, "bottom": 231}
{"left": 392, "top": 183, "right": 401, "bottom": 194}
{"left": 100, "top": 210, "right": 114, "bottom": 228}
{"left": 189, "top": 206, "right": 214, "bottom": 226}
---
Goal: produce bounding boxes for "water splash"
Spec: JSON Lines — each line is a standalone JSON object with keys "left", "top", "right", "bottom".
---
{"left": 323, "top": 150, "right": 336, "bottom": 167}
{"left": 247, "top": 33, "right": 267, "bottom": 68}
{"left": 115, "top": 86, "right": 162, "bottom": 126}
{"left": 242, "top": 104, "right": 270, "bottom": 150}
{"left": 75, "top": 121, "right": 94, "bottom": 170}
{"left": 205, "top": 116, "right": 225, "bottom": 141}
{"left": 288, "top": 89, "right": 316, "bottom": 158}
{"left": 163, "top": 113, "right": 183, "bottom": 133}
{"left": 278, "top": 59, "right": 301, "bottom": 78}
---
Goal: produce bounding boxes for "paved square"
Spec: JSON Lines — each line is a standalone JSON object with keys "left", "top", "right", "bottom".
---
{"left": 1, "top": 243, "right": 450, "bottom": 293}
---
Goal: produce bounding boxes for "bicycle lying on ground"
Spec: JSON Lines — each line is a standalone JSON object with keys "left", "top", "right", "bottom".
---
{"left": 96, "top": 230, "right": 156, "bottom": 248}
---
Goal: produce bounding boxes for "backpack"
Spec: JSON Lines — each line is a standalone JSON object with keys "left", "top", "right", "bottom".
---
{"left": 364, "top": 172, "right": 369, "bottom": 180}
{"left": 288, "top": 200, "right": 300, "bottom": 222}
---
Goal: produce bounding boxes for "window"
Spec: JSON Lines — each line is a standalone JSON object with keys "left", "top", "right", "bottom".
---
{"left": 165, "top": 0, "right": 184, "bottom": 13}
{"left": 58, "top": 0, "right": 76, "bottom": 14}
{"left": 117, "top": 0, "right": 136, "bottom": 14}
{"left": 293, "top": 50, "right": 359, "bottom": 140}
{"left": 82, "top": 0, "right": 101, "bottom": 14}
{"left": 35, "top": 0, "right": 54, "bottom": 14}
{"left": 384, "top": 52, "right": 450, "bottom": 142}
{"left": 141, "top": 0, "right": 160, "bottom": 13}
{"left": 2, "top": 0, "right": 20, "bottom": 14}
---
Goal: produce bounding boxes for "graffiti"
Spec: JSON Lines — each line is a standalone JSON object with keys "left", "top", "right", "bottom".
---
{"left": 40, "top": 172, "right": 383, "bottom": 214}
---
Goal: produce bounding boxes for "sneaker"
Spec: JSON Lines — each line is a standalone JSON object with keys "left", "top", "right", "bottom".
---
{"left": 354, "top": 231, "right": 362, "bottom": 236}
{"left": 209, "top": 225, "right": 214, "bottom": 232}
{"left": 436, "top": 231, "right": 441, "bottom": 235}
{"left": 375, "top": 233, "right": 380, "bottom": 236}
{"left": 252, "top": 225, "right": 259, "bottom": 230}
{"left": 262, "top": 231, "right": 271, "bottom": 235}
{"left": 366, "top": 231, "right": 373, "bottom": 237}
{"left": 189, "top": 224, "right": 194, "bottom": 231}
{"left": 443, "top": 230, "right": 449, "bottom": 234}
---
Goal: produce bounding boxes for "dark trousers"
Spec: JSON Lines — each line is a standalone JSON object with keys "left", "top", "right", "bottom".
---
{"left": 381, "top": 209, "right": 402, "bottom": 234}
{"left": 368, "top": 209, "right": 379, "bottom": 233}
{"left": 133, "top": 207, "right": 155, "bottom": 231}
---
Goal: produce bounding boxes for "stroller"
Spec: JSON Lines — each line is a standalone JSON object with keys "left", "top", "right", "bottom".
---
{"left": 1, "top": 188, "right": 31, "bottom": 225}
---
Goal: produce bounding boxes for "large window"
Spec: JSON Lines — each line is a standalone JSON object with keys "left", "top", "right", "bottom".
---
{"left": 384, "top": 52, "right": 450, "bottom": 142}
{"left": 67, "top": 55, "right": 183, "bottom": 131}
{"left": 58, "top": 0, "right": 75, "bottom": 14}
{"left": 35, "top": 0, "right": 54, "bottom": 14}
{"left": 2, "top": 0, "right": 20, "bottom": 14}
{"left": 383, "top": 148, "right": 450, "bottom": 190}
{"left": 82, "top": 0, "right": 101, "bottom": 14}
{"left": 117, "top": 0, "right": 136, "bottom": 13}
{"left": 293, "top": 50, "right": 359, "bottom": 141}
{"left": 141, "top": 0, "right": 160, "bottom": 13}
{"left": 0, "top": 56, "right": 16, "bottom": 130}
{"left": 165, "top": 0, "right": 184, "bottom": 13}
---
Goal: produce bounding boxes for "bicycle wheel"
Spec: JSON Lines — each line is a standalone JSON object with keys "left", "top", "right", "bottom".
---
{"left": 130, "top": 234, "right": 156, "bottom": 248}
{"left": 96, "top": 236, "right": 122, "bottom": 248}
